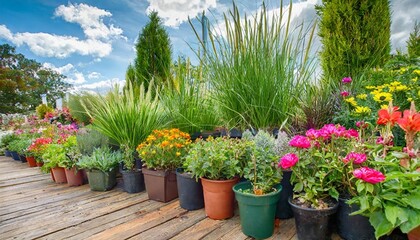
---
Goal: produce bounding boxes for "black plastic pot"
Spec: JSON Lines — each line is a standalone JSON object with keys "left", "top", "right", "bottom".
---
{"left": 10, "top": 151, "right": 20, "bottom": 161}
{"left": 337, "top": 198, "right": 375, "bottom": 240}
{"left": 4, "top": 150, "right": 11, "bottom": 157}
{"left": 276, "top": 170, "right": 294, "bottom": 219}
{"left": 176, "top": 168, "right": 204, "bottom": 210}
{"left": 121, "top": 169, "right": 145, "bottom": 193}
{"left": 18, "top": 154, "right": 27, "bottom": 163}
{"left": 289, "top": 198, "right": 339, "bottom": 240}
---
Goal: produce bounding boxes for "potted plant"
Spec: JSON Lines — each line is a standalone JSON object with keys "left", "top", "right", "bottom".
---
{"left": 233, "top": 130, "right": 282, "bottom": 239}
{"left": 184, "top": 136, "right": 249, "bottom": 220}
{"left": 77, "top": 147, "right": 122, "bottom": 191}
{"left": 61, "top": 136, "right": 84, "bottom": 186}
{"left": 349, "top": 103, "right": 420, "bottom": 239}
{"left": 27, "top": 137, "right": 53, "bottom": 167}
{"left": 41, "top": 143, "right": 67, "bottom": 183}
{"left": 11, "top": 136, "right": 32, "bottom": 163}
{"left": 1, "top": 133, "right": 18, "bottom": 158}
{"left": 279, "top": 124, "right": 360, "bottom": 240}
{"left": 137, "top": 128, "right": 191, "bottom": 202}
{"left": 81, "top": 81, "right": 165, "bottom": 193}
{"left": 7, "top": 138, "right": 22, "bottom": 161}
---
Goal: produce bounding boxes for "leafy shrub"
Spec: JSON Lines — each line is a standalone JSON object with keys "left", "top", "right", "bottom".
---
{"left": 76, "top": 128, "right": 108, "bottom": 156}
{"left": 36, "top": 104, "right": 53, "bottom": 119}
{"left": 77, "top": 147, "right": 122, "bottom": 172}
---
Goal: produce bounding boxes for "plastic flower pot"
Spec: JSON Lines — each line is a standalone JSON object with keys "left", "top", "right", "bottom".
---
{"left": 276, "top": 170, "right": 294, "bottom": 219}
{"left": 10, "top": 151, "right": 20, "bottom": 161}
{"left": 26, "top": 156, "right": 37, "bottom": 167}
{"left": 289, "top": 198, "right": 338, "bottom": 240}
{"left": 65, "top": 167, "right": 84, "bottom": 187}
{"left": 51, "top": 167, "right": 67, "bottom": 184}
{"left": 408, "top": 226, "right": 420, "bottom": 240}
{"left": 121, "top": 169, "right": 145, "bottom": 193}
{"left": 201, "top": 177, "right": 238, "bottom": 220}
{"left": 337, "top": 198, "right": 374, "bottom": 240}
{"left": 143, "top": 168, "right": 178, "bottom": 202}
{"left": 233, "top": 181, "right": 282, "bottom": 239}
{"left": 18, "top": 154, "right": 27, "bottom": 163}
{"left": 176, "top": 168, "right": 204, "bottom": 210}
{"left": 5, "top": 150, "right": 11, "bottom": 157}
{"left": 86, "top": 169, "right": 117, "bottom": 191}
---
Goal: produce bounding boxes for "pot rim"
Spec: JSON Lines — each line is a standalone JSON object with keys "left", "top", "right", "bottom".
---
{"left": 288, "top": 197, "right": 339, "bottom": 212}
{"left": 200, "top": 176, "right": 239, "bottom": 183}
{"left": 233, "top": 181, "right": 282, "bottom": 197}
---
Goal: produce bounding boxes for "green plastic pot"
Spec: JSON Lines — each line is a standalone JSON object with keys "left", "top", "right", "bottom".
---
{"left": 86, "top": 168, "right": 117, "bottom": 191}
{"left": 233, "top": 181, "right": 282, "bottom": 239}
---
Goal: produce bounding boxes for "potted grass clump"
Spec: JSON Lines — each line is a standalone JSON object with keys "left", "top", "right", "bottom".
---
{"left": 233, "top": 130, "right": 282, "bottom": 239}
{"left": 184, "top": 136, "right": 249, "bottom": 220}
{"left": 77, "top": 147, "right": 122, "bottom": 191}
{"left": 137, "top": 128, "right": 191, "bottom": 202}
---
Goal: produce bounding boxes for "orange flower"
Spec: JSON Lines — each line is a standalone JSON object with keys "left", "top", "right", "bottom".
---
{"left": 377, "top": 107, "right": 401, "bottom": 126}
{"left": 397, "top": 104, "right": 420, "bottom": 133}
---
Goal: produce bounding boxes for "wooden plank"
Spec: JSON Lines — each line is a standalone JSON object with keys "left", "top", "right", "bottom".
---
{"left": 200, "top": 215, "right": 243, "bottom": 240}
{"left": 170, "top": 215, "right": 225, "bottom": 240}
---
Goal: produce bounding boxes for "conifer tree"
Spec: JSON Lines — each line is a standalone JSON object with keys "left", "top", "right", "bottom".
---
{"left": 407, "top": 21, "right": 420, "bottom": 58}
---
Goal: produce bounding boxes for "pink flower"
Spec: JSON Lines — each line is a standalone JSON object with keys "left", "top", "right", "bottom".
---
{"left": 342, "top": 77, "right": 352, "bottom": 84}
{"left": 356, "top": 121, "right": 368, "bottom": 129}
{"left": 353, "top": 167, "right": 385, "bottom": 184}
{"left": 340, "top": 91, "right": 350, "bottom": 97}
{"left": 345, "top": 129, "right": 359, "bottom": 139}
{"left": 305, "top": 129, "right": 319, "bottom": 139}
{"left": 343, "top": 152, "right": 367, "bottom": 164}
{"left": 279, "top": 153, "right": 299, "bottom": 169}
{"left": 289, "top": 135, "right": 311, "bottom": 149}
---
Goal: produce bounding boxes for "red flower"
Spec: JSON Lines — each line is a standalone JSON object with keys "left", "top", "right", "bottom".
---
{"left": 353, "top": 167, "right": 385, "bottom": 184}
{"left": 289, "top": 135, "right": 311, "bottom": 149}
{"left": 397, "top": 110, "right": 420, "bottom": 133}
{"left": 340, "top": 91, "right": 350, "bottom": 97}
{"left": 279, "top": 153, "right": 299, "bottom": 169}
{"left": 377, "top": 107, "right": 401, "bottom": 126}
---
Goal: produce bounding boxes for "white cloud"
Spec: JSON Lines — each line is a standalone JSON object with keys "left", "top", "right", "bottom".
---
{"left": 42, "top": 62, "right": 86, "bottom": 84}
{"left": 0, "top": 3, "right": 124, "bottom": 58}
{"left": 88, "top": 72, "right": 101, "bottom": 79}
{"left": 146, "top": 0, "right": 217, "bottom": 27}
{"left": 74, "top": 78, "right": 126, "bottom": 94}
{"left": 42, "top": 63, "right": 74, "bottom": 74}
{"left": 390, "top": 0, "right": 420, "bottom": 52}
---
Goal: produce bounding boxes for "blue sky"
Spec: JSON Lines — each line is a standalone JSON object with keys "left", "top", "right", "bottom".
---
{"left": 0, "top": 0, "right": 419, "bottom": 92}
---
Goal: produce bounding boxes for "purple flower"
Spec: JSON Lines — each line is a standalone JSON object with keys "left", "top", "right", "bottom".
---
{"left": 342, "top": 77, "right": 352, "bottom": 84}
{"left": 289, "top": 135, "right": 311, "bottom": 149}
{"left": 279, "top": 153, "right": 299, "bottom": 169}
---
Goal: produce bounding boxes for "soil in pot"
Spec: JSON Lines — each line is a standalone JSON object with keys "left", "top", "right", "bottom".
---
{"left": 121, "top": 169, "right": 145, "bottom": 193}
{"left": 26, "top": 156, "right": 37, "bottom": 167}
{"left": 233, "top": 181, "right": 282, "bottom": 239}
{"left": 87, "top": 169, "right": 117, "bottom": 191}
{"left": 276, "top": 170, "right": 294, "bottom": 219}
{"left": 65, "top": 167, "right": 84, "bottom": 187}
{"left": 201, "top": 177, "right": 238, "bottom": 220}
{"left": 176, "top": 168, "right": 204, "bottom": 210}
{"left": 143, "top": 168, "right": 178, "bottom": 202}
{"left": 337, "top": 197, "right": 375, "bottom": 240}
{"left": 51, "top": 167, "right": 67, "bottom": 184}
{"left": 289, "top": 198, "right": 339, "bottom": 240}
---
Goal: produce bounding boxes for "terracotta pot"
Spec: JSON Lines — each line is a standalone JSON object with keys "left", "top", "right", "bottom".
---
{"left": 65, "top": 167, "right": 84, "bottom": 186}
{"left": 26, "top": 156, "right": 37, "bottom": 167}
{"left": 143, "top": 168, "right": 178, "bottom": 202}
{"left": 51, "top": 167, "right": 67, "bottom": 184}
{"left": 201, "top": 177, "right": 239, "bottom": 220}
{"left": 408, "top": 225, "right": 420, "bottom": 240}
{"left": 36, "top": 160, "right": 44, "bottom": 167}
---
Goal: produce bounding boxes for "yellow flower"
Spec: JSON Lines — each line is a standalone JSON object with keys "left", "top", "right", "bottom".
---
{"left": 372, "top": 92, "right": 392, "bottom": 102}
{"left": 176, "top": 152, "right": 181, "bottom": 156}
{"left": 354, "top": 106, "right": 371, "bottom": 115}
{"left": 399, "top": 67, "right": 407, "bottom": 73}
{"left": 365, "top": 85, "right": 376, "bottom": 90}
{"left": 381, "top": 104, "right": 388, "bottom": 109}
{"left": 141, "top": 151, "right": 146, "bottom": 156}
{"left": 411, "top": 77, "right": 418, "bottom": 83}
{"left": 413, "top": 69, "right": 420, "bottom": 75}
{"left": 407, "top": 97, "right": 413, "bottom": 102}
{"left": 389, "top": 81, "right": 401, "bottom": 86}
{"left": 395, "top": 85, "right": 409, "bottom": 91}
{"left": 344, "top": 97, "right": 358, "bottom": 107}
{"left": 356, "top": 94, "right": 367, "bottom": 100}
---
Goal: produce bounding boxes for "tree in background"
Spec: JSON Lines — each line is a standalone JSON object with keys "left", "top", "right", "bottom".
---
{"left": 316, "top": 0, "right": 391, "bottom": 82}
{"left": 0, "top": 44, "right": 70, "bottom": 113}
{"left": 130, "top": 11, "right": 172, "bottom": 91}
{"left": 407, "top": 21, "right": 420, "bottom": 58}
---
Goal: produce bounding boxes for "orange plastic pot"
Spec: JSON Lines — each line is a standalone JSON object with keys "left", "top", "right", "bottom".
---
{"left": 51, "top": 167, "right": 67, "bottom": 184}
{"left": 26, "top": 156, "right": 37, "bottom": 167}
{"left": 201, "top": 177, "right": 239, "bottom": 220}
{"left": 408, "top": 225, "right": 420, "bottom": 240}
{"left": 65, "top": 167, "right": 84, "bottom": 186}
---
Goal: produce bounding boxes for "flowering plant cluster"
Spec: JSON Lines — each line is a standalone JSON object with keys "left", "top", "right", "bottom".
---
{"left": 137, "top": 128, "right": 191, "bottom": 170}
{"left": 27, "top": 137, "right": 53, "bottom": 159}
{"left": 278, "top": 124, "right": 378, "bottom": 209}
{"left": 349, "top": 103, "right": 420, "bottom": 239}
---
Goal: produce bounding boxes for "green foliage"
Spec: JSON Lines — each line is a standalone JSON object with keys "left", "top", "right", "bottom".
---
{"left": 316, "top": 0, "right": 391, "bottom": 81}
{"left": 77, "top": 147, "right": 122, "bottom": 172}
{"left": 81, "top": 81, "right": 166, "bottom": 170}
{"left": 0, "top": 133, "right": 18, "bottom": 149}
{"left": 131, "top": 11, "right": 172, "bottom": 91}
{"left": 67, "top": 92, "right": 100, "bottom": 125}
{"left": 190, "top": 2, "right": 316, "bottom": 130}
{"left": 0, "top": 44, "right": 71, "bottom": 113}
{"left": 36, "top": 104, "right": 53, "bottom": 119}
{"left": 7, "top": 138, "right": 30, "bottom": 153}
{"left": 76, "top": 128, "right": 109, "bottom": 156}
{"left": 60, "top": 136, "right": 81, "bottom": 169}
{"left": 407, "top": 21, "right": 420, "bottom": 58}
{"left": 242, "top": 131, "right": 282, "bottom": 194}
{"left": 184, "top": 137, "right": 250, "bottom": 180}
{"left": 41, "top": 144, "right": 66, "bottom": 172}
{"left": 160, "top": 57, "right": 220, "bottom": 134}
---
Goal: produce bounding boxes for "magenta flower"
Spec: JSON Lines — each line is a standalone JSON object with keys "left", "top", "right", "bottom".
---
{"left": 340, "top": 91, "right": 350, "bottom": 97}
{"left": 343, "top": 152, "right": 367, "bottom": 164}
{"left": 345, "top": 129, "right": 359, "bottom": 138}
{"left": 353, "top": 167, "right": 385, "bottom": 184}
{"left": 305, "top": 129, "right": 319, "bottom": 139}
{"left": 342, "top": 77, "right": 352, "bottom": 84}
{"left": 279, "top": 153, "right": 299, "bottom": 169}
{"left": 289, "top": 135, "right": 311, "bottom": 148}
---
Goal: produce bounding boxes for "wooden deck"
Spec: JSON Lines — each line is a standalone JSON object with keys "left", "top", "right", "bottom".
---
{"left": 0, "top": 156, "right": 341, "bottom": 240}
